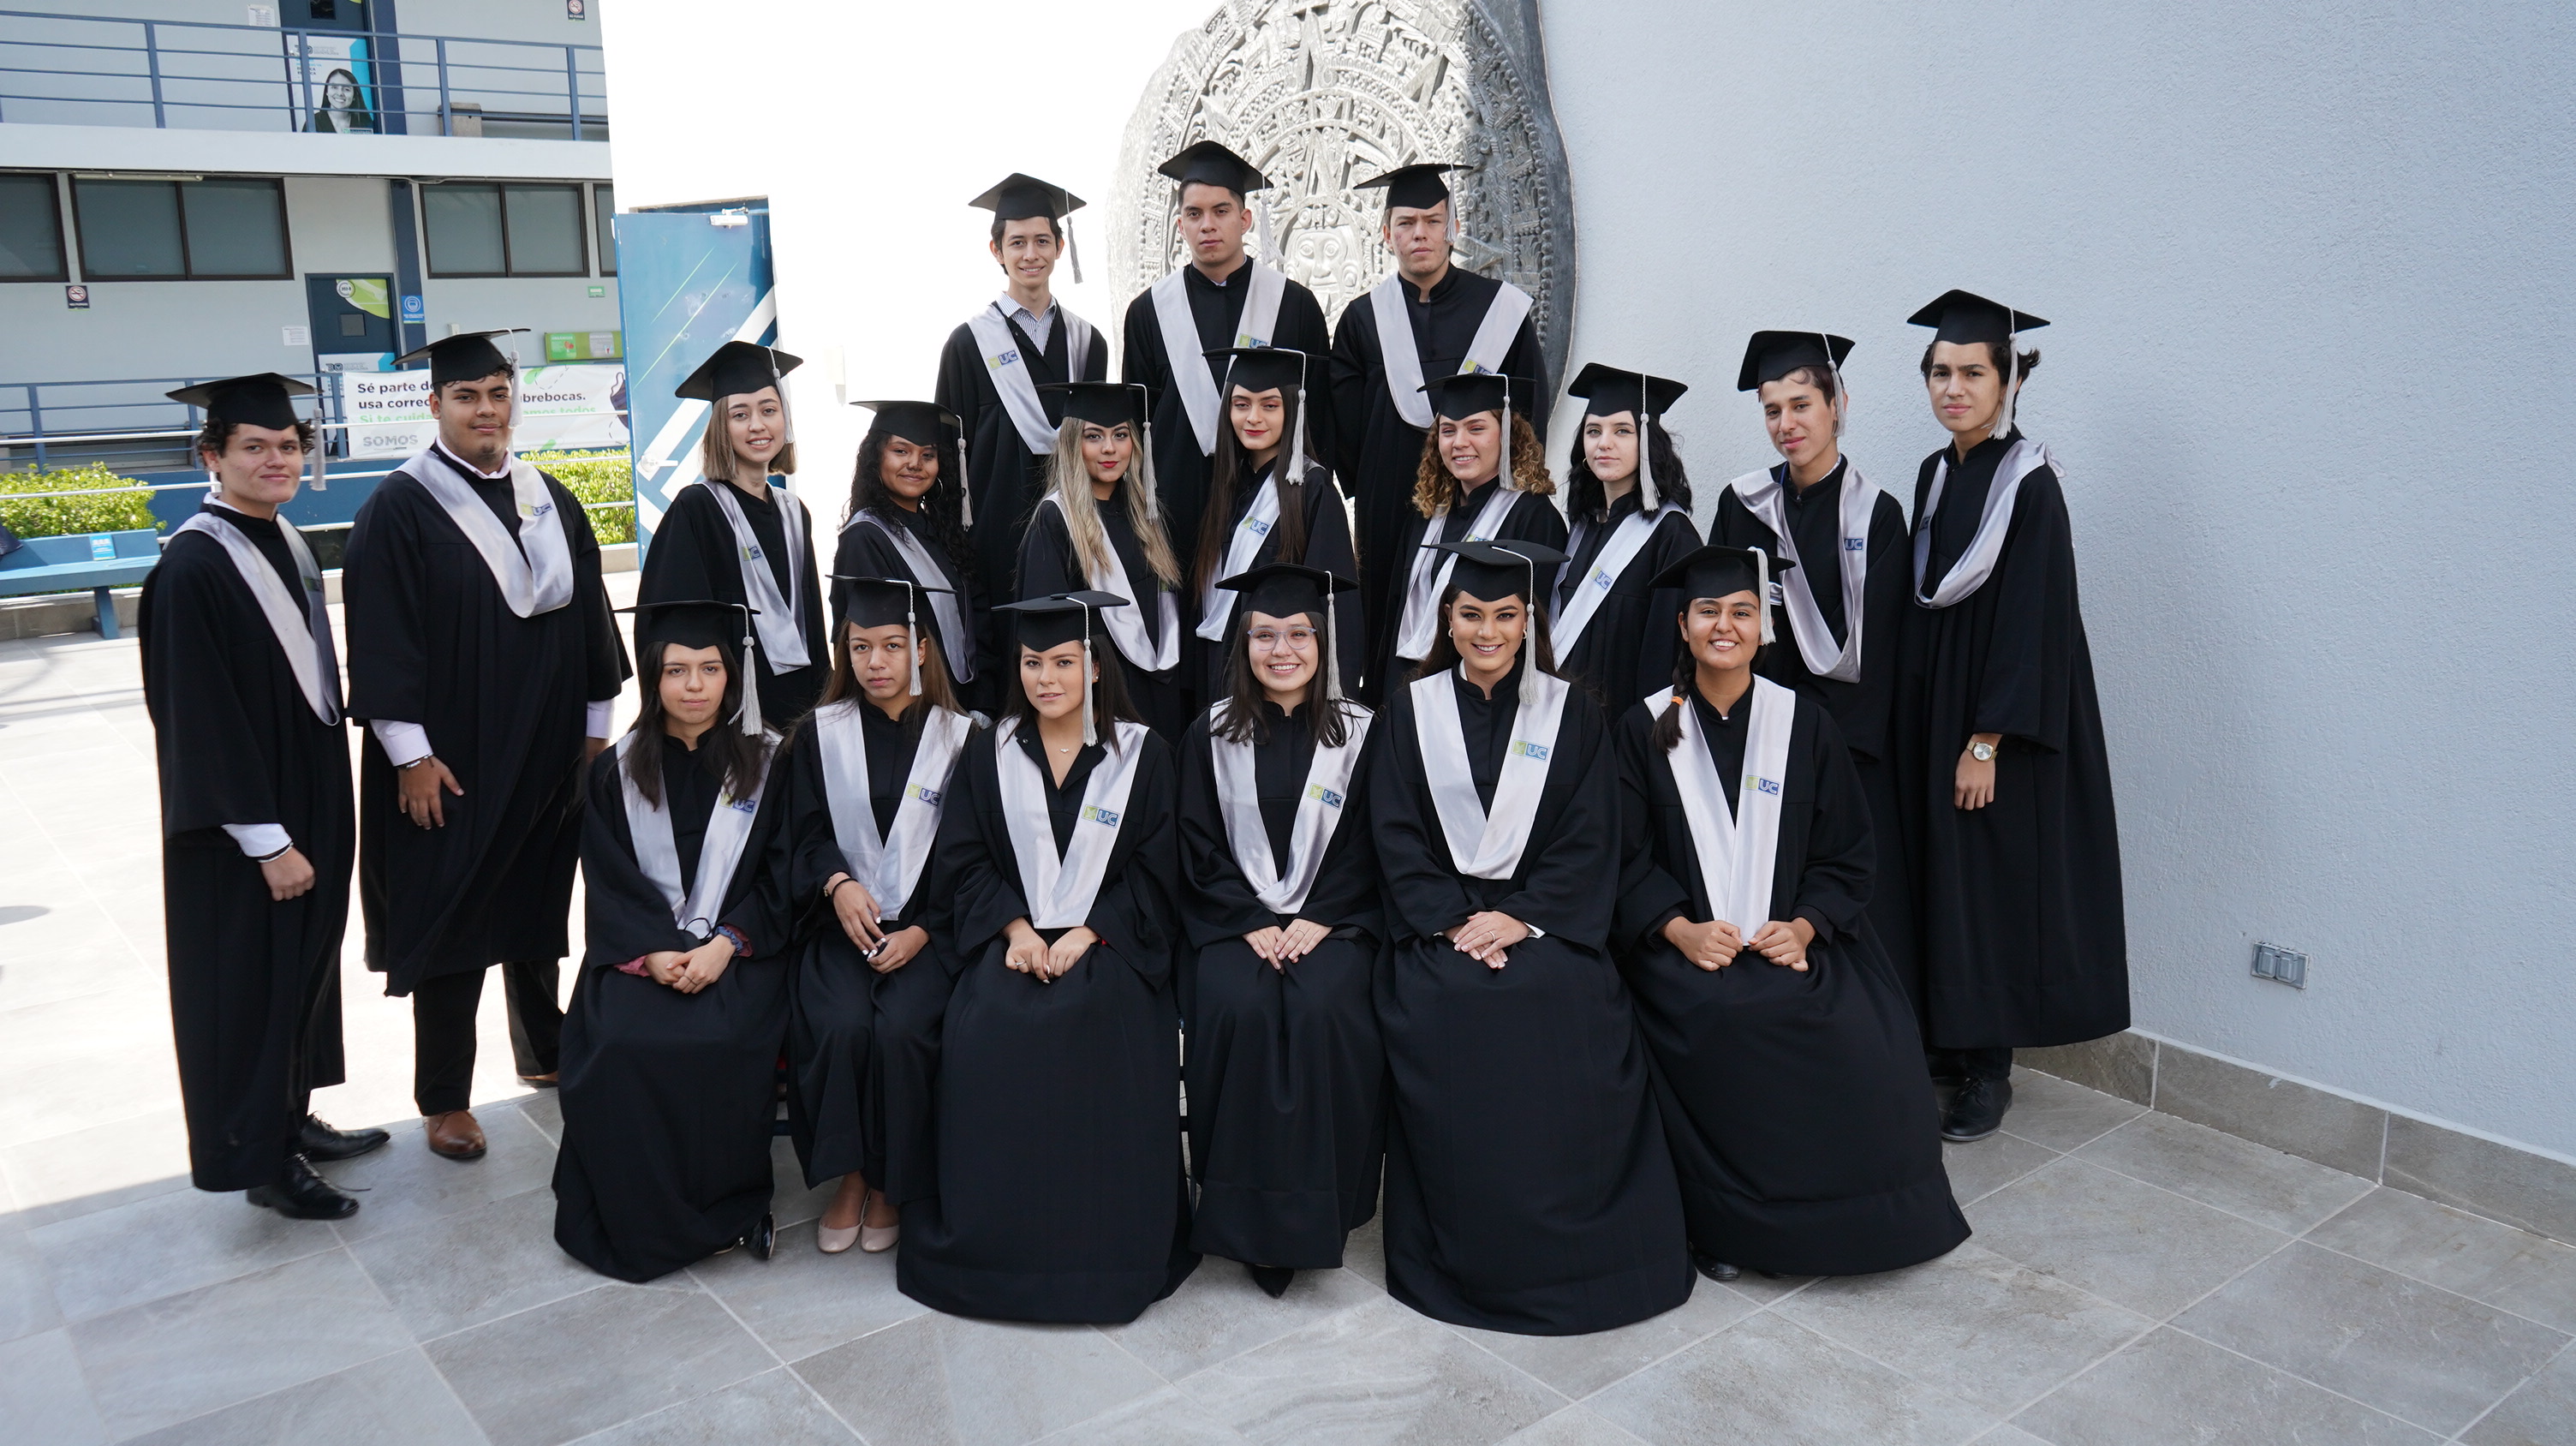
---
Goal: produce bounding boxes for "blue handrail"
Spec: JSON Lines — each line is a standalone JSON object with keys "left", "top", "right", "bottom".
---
{"left": 0, "top": 373, "right": 343, "bottom": 473}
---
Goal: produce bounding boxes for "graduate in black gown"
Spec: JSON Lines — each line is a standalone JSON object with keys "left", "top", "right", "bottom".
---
{"left": 834, "top": 400, "right": 988, "bottom": 713}
{"left": 1374, "top": 372, "right": 1568, "bottom": 693}
{"left": 1123, "top": 142, "right": 1336, "bottom": 559}
{"left": 1328, "top": 163, "right": 1547, "bottom": 701}
{"left": 555, "top": 601, "right": 790, "bottom": 1282}
{"left": 778, "top": 575, "right": 980, "bottom": 1257}
{"left": 639, "top": 341, "right": 828, "bottom": 729}
{"left": 343, "top": 329, "right": 629, "bottom": 1161}
{"left": 1017, "top": 381, "right": 1190, "bottom": 739}
{"left": 1613, "top": 544, "right": 1968, "bottom": 1279}
{"left": 1370, "top": 540, "right": 1691, "bottom": 1335}
{"left": 141, "top": 373, "right": 385, "bottom": 1219}
{"left": 1178, "top": 564, "right": 1382, "bottom": 1297}
{"left": 937, "top": 173, "right": 1108, "bottom": 660}
{"left": 1549, "top": 366, "right": 1702, "bottom": 715}
{"left": 1187, "top": 347, "right": 1362, "bottom": 706}
{"left": 1893, "top": 292, "right": 2128, "bottom": 1142}
{"left": 1709, "top": 332, "right": 1920, "bottom": 1024}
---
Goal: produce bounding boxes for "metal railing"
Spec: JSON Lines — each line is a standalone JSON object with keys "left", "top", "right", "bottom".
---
{"left": 0, "top": 10, "right": 605, "bottom": 139}
{"left": 0, "top": 373, "right": 343, "bottom": 474}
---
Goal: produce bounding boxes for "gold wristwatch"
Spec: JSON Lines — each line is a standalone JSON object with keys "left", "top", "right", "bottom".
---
{"left": 1970, "top": 739, "right": 1998, "bottom": 762}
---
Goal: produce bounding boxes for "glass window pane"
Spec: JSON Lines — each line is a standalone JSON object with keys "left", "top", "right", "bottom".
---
{"left": 593, "top": 184, "right": 616, "bottom": 276}
{"left": 179, "top": 179, "right": 288, "bottom": 278}
{"left": 0, "top": 175, "right": 65, "bottom": 279}
{"left": 502, "top": 184, "right": 582, "bottom": 275}
{"left": 423, "top": 183, "right": 504, "bottom": 276}
{"left": 74, "top": 180, "right": 184, "bottom": 278}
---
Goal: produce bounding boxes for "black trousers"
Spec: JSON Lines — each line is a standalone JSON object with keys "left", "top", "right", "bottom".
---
{"left": 412, "top": 961, "right": 562, "bottom": 1115}
{"left": 1930, "top": 1046, "right": 2014, "bottom": 1083}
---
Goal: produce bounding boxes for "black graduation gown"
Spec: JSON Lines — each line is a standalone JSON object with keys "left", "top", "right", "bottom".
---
{"left": 1369, "top": 658, "right": 1691, "bottom": 1335}
{"left": 1893, "top": 432, "right": 2128, "bottom": 1048}
{"left": 1017, "top": 481, "right": 1190, "bottom": 740}
{"left": 1550, "top": 493, "right": 1702, "bottom": 715}
{"left": 1188, "top": 460, "right": 1364, "bottom": 708}
{"left": 1328, "top": 268, "right": 1548, "bottom": 698}
{"left": 343, "top": 452, "right": 629, "bottom": 993}
{"left": 1178, "top": 704, "right": 1385, "bottom": 1269}
{"left": 1121, "top": 260, "right": 1337, "bottom": 560}
{"left": 139, "top": 505, "right": 354, "bottom": 1191}
{"left": 1369, "top": 478, "right": 1569, "bottom": 696}
{"left": 553, "top": 738, "right": 790, "bottom": 1282}
{"left": 638, "top": 477, "right": 828, "bottom": 727}
{"left": 777, "top": 704, "right": 972, "bottom": 1198}
{"left": 897, "top": 726, "right": 1199, "bottom": 1324}
{"left": 1612, "top": 690, "right": 1969, "bottom": 1275}
{"left": 1711, "top": 461, "right": 1922, "bottom": 1010}
{"left": 831, "top": 504, "right": 992, "bottom": 712}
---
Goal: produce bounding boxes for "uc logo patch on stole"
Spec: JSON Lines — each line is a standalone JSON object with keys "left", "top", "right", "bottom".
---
{"left": 987, "top": 350, "right": 1020, "bottom": 370}
{"left": 1747, "top": 776, "right": 1781, "bottom": 797}
{"left": 1510, "top": 740, "right": 1549, "bottom": 761}
{"left": 1081, "top": 804, "right": 1121, "bottom": 827}
{"left": 1845, "top": 536, "right": 1866, "bottom": 551}
{"left": 1307, "top": 784, "right": 1344, "bottom": 808}
{"left": 724, "top": 794, "right": 758, "bottom": 813}
{"left": 906, "top": 783, "right": 941, "bottom": 805}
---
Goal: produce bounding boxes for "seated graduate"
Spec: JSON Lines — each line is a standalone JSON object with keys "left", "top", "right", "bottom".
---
{"left": 1178, "top": 562, "right": 1382, "bottom": 1299}
{"left": 835, "top": 399, "right": 989, "bottom": 714}
{"left": 1548, "top": 366, "right": 1702, "bottom": 714}
{"left": 641, "top": 342, "right": 828, "bottom": 727}
{"left": 554, "top": 600, "right": 790, "bottom": 1282}
{"left": 1374, "top": 372, "right": 1567, "bottom": 696}
{"left": 1613, "top": 544, "right": 1968, "bottom": 1282}
{"left": 779, "top": 575, "right": 981, "bottom": 1257}
{"left": 1019, "top": 382, "right": 1188, "bottom": 740}
{"left": 1187, "top": 347, "right": 1363, "bottom": 708}
{"left": 1369, "top": 540, "right": 1691, "bottom": 1336}
{"left": 897, "top": 593, "right": 1197, "bottom": 1324}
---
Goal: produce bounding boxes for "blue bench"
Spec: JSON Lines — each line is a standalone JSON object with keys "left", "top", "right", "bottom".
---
{"left": 0, "top": 529, "right": 163, "bottom": 639}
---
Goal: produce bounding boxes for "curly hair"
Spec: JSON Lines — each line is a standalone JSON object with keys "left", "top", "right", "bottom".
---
{"left": 1411, "top": 410, "right": 1553, "bottom": 520}
{"left": 847, "top": 427, "right": 973, "bottom": 584}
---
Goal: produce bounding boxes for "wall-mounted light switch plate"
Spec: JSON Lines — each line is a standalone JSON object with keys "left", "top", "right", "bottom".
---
{"left": 2252, "top": 942, "right": 2307, "bottom": 989}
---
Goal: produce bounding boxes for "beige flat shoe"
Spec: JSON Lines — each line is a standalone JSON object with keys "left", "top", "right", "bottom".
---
{"left": 860, "top": 1192, "right": 899, "bottom": 1253}
{"left": 816, "top": 1222, "right": 860, "bottom": 1254}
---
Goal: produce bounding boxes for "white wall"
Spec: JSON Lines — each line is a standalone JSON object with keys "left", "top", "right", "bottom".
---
{"left": 1542, "top": 0, "right": 2576, "bottom": 1156}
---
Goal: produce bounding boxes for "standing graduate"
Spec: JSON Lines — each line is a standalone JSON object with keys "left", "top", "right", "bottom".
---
{"left": 639, "top": 341, "right": 827, "bottom": 728}
{"left": 343, "top": 329, "right": 629, "bottom": 1161}
{"left": 1613, "top": 544, "right": 1967, "bottom": 1280}
{"left": 1178, "top": 563, "right": 1381, "bottom": 1297}
{"left": 1893, "top": 292, "right": 2127, "bottom": 1142}
{"left": 1327, "top": 163, "right": 1547, "bottom": 699}
{"left": 1709, "top": 332, "right": 1919, "bottom": 1017}
{"left": 554, "top": 600, "right": 790, "bottom": 1282}
{"left": 1018, "top": 381, "right": 1189, "bottom": 738}
{"left": 835, "top": 399, "right": 987, "bottom": 711}
{"left": 936, "top": 173, "right": 1108, "bottom": 674}
{"left": 142, "top": 373, "right": 384, "bottom": 1220}
{"left": 1188, "top": 346, "right": 1362, "bottom": 705}
{"left": 1375, "top": 372, "right": 1567, "bottom": 690}
{"left": 1122, "top": 141, "right": 1336, "bottom": 560}
{"left": 1548, "top": 366, "right": 1702, "bottom": 714}
{"left": 1370, "top": 540, "right": 1690, "bottom": 1335}
{"left": 778, "top": 575, "right": 980, "bottom": 1257}
{"left": 897, "top": 594, "right": 1198, "bottom": 1324}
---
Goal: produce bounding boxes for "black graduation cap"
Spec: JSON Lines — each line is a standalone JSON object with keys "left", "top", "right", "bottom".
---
{"left": 1355, "top": 162, "right": 1458, "bottom": 212}
{"left": 1158, "top": 140, "right": 1267, "bottom": 197}
{"left": 676, "top": 341, "right": 802, "bottom": 402}
{"left": 1419, "top": 370, "right": 1527, "bottom": 421}
{"left": 1905, "top": 290, "right": 2048, "bottom": 346}
{"left": 1038, "top": 381, "right": 1148, "bottom": 431}
{"left": 1647, "top": 544, "right": 1800, "bottom": 643}
{"left": 969, "top": 172, "right": 1084, "bottom": 222}
{"left": 1567, "top": 363, "right": 1689, "bottom": 418}
{"left": 1431, "top": 538, "right": 1565, "bottom": 605}
{"left": 1206, "top": 345, "right": 1310, "bottom": 395}
{"left": 166, "top": 373, "right": 314, "bottom": 429}
{"left": 850, "top": 399, "right": 955, "bottom": 446}
{"left": 396, "top": 328, "right": 528, "bottom": 386}
{"left": 619, "top": 598, "right": 756, "bottom": 652}
{"left": 1213, "top": 560, "right": 1354, "bottom": 624}
{"left": 1735, "top": 332, "right": 1854, "bottom": 392}
{"left": 832, "top": 574, "right": 953, "bottom": 696}
{"left": 997, "top": 590, "right": 1129, "bottom": 743}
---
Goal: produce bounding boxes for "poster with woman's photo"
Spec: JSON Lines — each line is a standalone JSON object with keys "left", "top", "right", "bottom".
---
{"left": 292, "top": 35, "right": 377, "bottom": 134}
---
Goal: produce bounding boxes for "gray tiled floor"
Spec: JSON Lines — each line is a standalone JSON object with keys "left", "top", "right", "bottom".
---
{"left": 6, "top": 612, "right": 2575, "bottom": 1444}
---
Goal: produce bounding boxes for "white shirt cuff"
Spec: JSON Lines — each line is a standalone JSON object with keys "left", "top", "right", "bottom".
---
{"left": 221, "top": 823, "right": 293, "bottom": 858}
{"left": 586, "top": 700, "right": 614, "bottom": 739}
{"left": 369, "top": 720, "right": 433, "bottom": 768}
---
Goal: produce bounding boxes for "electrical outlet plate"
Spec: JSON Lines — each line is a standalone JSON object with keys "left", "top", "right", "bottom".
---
{"left": 2251, "top": 942, "right": 2307, "bottom": 989}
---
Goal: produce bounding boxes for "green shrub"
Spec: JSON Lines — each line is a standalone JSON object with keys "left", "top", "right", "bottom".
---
{"left": 528, "top": 450, "right": 635, "bottom": 545}
{"left": 0, "top": 462, "right": 160, "bottom": 540}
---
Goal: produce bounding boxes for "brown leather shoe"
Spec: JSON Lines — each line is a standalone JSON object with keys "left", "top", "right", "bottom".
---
{"left": 423, "top": 1109, "right": 487, "bottom": 1161}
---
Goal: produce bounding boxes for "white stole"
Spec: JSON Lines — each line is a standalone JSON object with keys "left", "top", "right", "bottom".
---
{"left": 993, "top": 717, "right": 1148, "bottom": 929}
{"left": 702, "top": 478, "right": 812, "bottom": 669}
{"left": 1368, "top": 274, "right": 1531, "bottom": 430}
{"left": 1194, "top": 463, "right": 1287, "bottom": 642}
{"left": 1913, "top": 437, "right": 2055, "bottom": 608}
{"left": 1394, "top": 480, "right": 1522, "bottom": 661}
{"left": 171, "top": 511, "right": 342, "bottom": 726}
{"left": 403, "top": 445, "right": 574, "bottom": 617}
{"left": 1410, "top": 666, "right": 1570, "bottom": 880}
{"left": 1655, "top": 678, "right": 1795, "bottom": 935}
{"left": 967, "top": 301, "right": 1099, "bottom": 454}
{"left": 811, "top": 699, "right": 970, "bottom": 923}
{"left": 617, "top": 730, "right": 774, "bottom": 936}
{"left": 1551, "top": 504, "right": 1674, "bottom": 654}
{"left": 1728, "top": 464, "right": 1880, "bottom": 681}
{"left": 1036, "top": 495, "right": 1179, "bottom": 672}
{"left": 1208, "top": 702, "right": 1374, "bottom": 915}
{"left": 849, "top": 511, "right": 976, "bottom": 683}
{"left": 1150, "top": 262, "right": 1287, "bottom": 455}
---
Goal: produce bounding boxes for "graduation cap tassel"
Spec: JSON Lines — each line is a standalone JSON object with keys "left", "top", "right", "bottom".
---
{"left": 1752, "top": 547, "right": 1774, "bottom": 645}
{"left": 954, "top": 421, "right": 974, "bottom": 529}
{"left": 1638, "top": 413, "right": 1659, "bottom": 514}
{"left": 1288, "top": 351, "right": 1309, "bottom": 493}
{"left": 1065, "top": 215, "right": 1083, "bottom": 285}
{"left": 1995, "top": 327, "right": 2018, "bottom": 445}
{"left": 906, "top": 586, "right": 923, "bottom": 697}
{"left": 736, "top": 606, "right": 765, "bottom": 735}
{"left": 1819, "top": 331, "right": 1847, "bottom": 439}
{"left": 1079, "top": 606, "right": 1098, "bottom": 749}
{"left": 1323, "top": 589, "right": 1342, "bottom": 702}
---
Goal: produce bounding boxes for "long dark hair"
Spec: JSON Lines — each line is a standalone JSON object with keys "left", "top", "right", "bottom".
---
{"left": 1002, "top": 637, "right": 1145, "bottom": 751}
{"left": 1214, "top": 606, "right": 1356, "bottom": 749}
{"left": 1564, "top": 414, "right": 1692, "bottom": 523}
{"left": 1410, "top": 577, "right": 1564, "bottom": 683}
{"left": 809, "top": 618, "right": 964, "bottom": 733}
{"left": 625, "top": 637, "right": 769, "bottom": 807}
{"left": 1194, "top": 386, "right": 1314, "bottom": 598}
{"left": 848, "top": 427, "right": 973, "bottom": 583}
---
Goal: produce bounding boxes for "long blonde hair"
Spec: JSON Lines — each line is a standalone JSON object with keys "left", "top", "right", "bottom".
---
{"left": 1043, "top": 419, "right": 1181, "bottom": 586}
{"left": 698, "top": 388, "right": 797, "bottom": 482}
{"left": 1413, "top": 411, "right": 1553, "bottom": 519}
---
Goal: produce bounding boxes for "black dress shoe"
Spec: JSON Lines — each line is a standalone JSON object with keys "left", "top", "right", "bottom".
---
{"left": 739, "top": 1212, "right": 778, "bottom": 1261}
{"left": 298, "top": 1114, "right": 391, "bottom": 1162}
{"left": 246, "top": 1154, "right": 360, "bottom": 1220}
{"left": 1689, "top": 1247, "right": 1740, "bottom": 1282}
{"left": 1941, "top": 1077, "right": 2013, "bottom": 1142}
{"left": 1247, "top": 1264, "right": 1295, "bottom": 1298}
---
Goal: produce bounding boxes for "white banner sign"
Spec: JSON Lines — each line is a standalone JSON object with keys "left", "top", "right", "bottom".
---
{"left": 343, "top": 363, "right": 630, "bottom": 459}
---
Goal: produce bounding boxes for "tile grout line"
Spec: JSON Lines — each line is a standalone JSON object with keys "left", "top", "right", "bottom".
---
{"left": 2289, "top": 1234, "right": 2576, "bottom": 1340}
{"left": 2440, "top": 1329, "right": 2573, "bottom": 1443}
{"left": 2162, "top": 1320, "right": 2479, "bottom": 1440}
{"left": 685, "top": 1261, "right": 874, "bottom": 1445}
{"left": 332, "top": 1230, "right": 503, "bottom": 1443}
